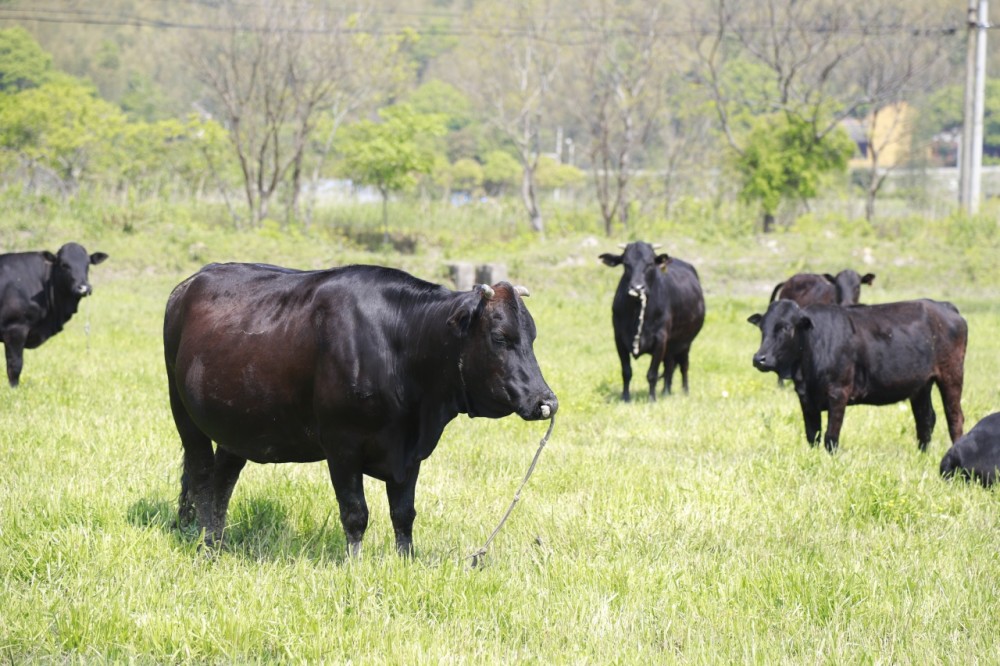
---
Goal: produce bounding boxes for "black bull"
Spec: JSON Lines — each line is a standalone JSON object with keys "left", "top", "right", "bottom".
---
{"left": 749, "top": 299, "right": 966, "bottom": 452}
{"left": 600, "top": 242, "right": 705, "bottom": 402}
{"left": 0, "top": 242, "right": 108, "bottom": 387}
{"left": 163, "top": 263, "right": 558, "bottom": 556}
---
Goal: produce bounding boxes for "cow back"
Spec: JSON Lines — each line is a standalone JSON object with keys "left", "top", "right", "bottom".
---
{"left": 801, "top": 300, "right": 966, "bottom": 405}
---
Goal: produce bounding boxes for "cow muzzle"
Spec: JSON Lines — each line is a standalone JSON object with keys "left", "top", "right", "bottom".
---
{"left": 627, "top": 284, "right": 646, "bottom": 298}
{"left": 525, "top": 395, "right": 558, "bottom": 421}
{"left": 76, "top": 284, "right": 92, "bottom": 296}
{"left": 752, "top": 352, "right": 775, "bottom": 372}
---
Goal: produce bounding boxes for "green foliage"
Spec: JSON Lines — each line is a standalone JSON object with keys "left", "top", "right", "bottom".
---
{"left": 407, "top": 79, "right": 473, "bottom": 132}
{"left": 534, "top": 155, "right": 585, "bottom": 190}
{"left": 336, "top": 104, "right": 447, "bottom": 196}
{"left": 448, "top": 157, "right": 484, "bottom": 191}
{"left": 481, "top": 150, "right": 521, "bottom": 196}
{"left": 0, "top": 78, "right": 126, "bottom": 186}
{"left": 735, "top": 114, "right": 855, "bottom": 216}
{"left": 922, "top": 80, "right": 1000, "bottom": 156}
{"left": 119, "top": 72, "right": 171, "bottom": 122}
{"left": 0, "top": 26, "right": 52, "bottom": 92}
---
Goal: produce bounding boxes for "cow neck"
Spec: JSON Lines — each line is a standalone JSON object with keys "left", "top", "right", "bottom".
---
{"left": 410, "top": 294, "right": 477, "bottom": 418}
{"left": 455, "top": 306, "right": 487, "bottom": 418}
{"left": 41, "top": 264, "right": 81, "bottom": 337}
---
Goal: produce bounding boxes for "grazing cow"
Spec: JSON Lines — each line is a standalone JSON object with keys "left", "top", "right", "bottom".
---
{"left": 769, "top": 270, "right": 876, "bottom": 307}
{"left": 940, "top": 412, "right": 1000, "bottom": 487}
{"left": 0, "top": 242, "right": 108, "bottom": 387}
{"left": 163, "top": 263, "right": 558, "bottom": 557}
{"left": 599, "top": 242, "right": 705, "bottom": 402}
{"left": 748, "top": 299, "right": 966, "bottom": 452}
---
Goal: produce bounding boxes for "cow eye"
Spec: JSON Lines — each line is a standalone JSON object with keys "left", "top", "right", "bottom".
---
{"left": 492, "top": 333, "right": 507, "bottom": 346}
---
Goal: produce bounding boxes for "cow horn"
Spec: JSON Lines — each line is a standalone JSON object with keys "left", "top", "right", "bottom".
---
{"left": 617, "top": 243, "right": 627, "bottom": 249}
{"left": 479, "top": 284, "right": 495, "bottom": 300}
{"left": 514, "top": 285, "right": 530, "bottom": 297}
{"left": 652, "top": 243, "right": 662, "bottom": 249}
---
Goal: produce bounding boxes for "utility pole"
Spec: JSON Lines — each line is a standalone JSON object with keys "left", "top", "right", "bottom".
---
{"left": 960, "top": 0, "right": 988, "bottom": 214}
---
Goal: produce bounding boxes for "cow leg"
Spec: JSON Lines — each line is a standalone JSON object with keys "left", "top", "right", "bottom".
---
{"left": 385, "top": 463, "right": 420, "bottom": 557}
{"left": 823, "top": 394, "right": 849, "bottom": 453}
{"left": 678, "top": 350, "right": 691, "bottom": 395}
{"left": 3, "top": 326, "right": 28, "bottom": 387}
{"left": 661, "top": 356, "right": 676, "bottom": 396}
{"left": 327, "top": 462, "right": 368, "bottom": 558}
{"left": 616, "top": 342, "right": 633, "bottom": 402}
{"left": 796, "top": 394, "right": 822, "bottom": 447}
{"left": 168, "top": 374, "right": 217, "bottom": 543}
{"left": 211, "top": 447, "right": 247, "bottom": 546}
{"left": 910, "top": 382, "right": 937, "bottom": 452}
{"left": 936, "top": 376, "right": 965, "bottom": 444}
{"left": 646, "top": 340, "right": 667, "bottom": 402}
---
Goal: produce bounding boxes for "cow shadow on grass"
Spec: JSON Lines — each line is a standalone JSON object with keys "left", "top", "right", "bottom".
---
{"left": 126, "top": 496, "right": 350, "bottom": 565}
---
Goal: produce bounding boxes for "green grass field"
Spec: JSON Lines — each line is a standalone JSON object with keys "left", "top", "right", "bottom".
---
{"left": 2, "top": 201, "right": 1000, "bottom": 662}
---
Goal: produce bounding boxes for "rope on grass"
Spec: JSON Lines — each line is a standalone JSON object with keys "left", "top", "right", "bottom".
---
{"left": 467, "top": 415, "right": 556, "bottom": 568}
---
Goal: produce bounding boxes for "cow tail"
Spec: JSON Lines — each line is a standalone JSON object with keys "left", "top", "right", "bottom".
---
{"left": 769, "top": 282, "right": 785, "bottom": 303}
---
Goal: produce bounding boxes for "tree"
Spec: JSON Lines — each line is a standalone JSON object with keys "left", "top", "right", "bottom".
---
{"left": 451, "top": 0, "right": 563, "bottom": 233}
{"left": 336, "top": 104, "right": 446, "bottom": 241}
{"left": 0, "top": 27, "right": 52, "bottom": 92}
{"left": 534, "top": 155, "right": 585, "bottom": 191}
{"left": 735, "top": 114, "right": 854, "bottom": 225}
{"left": 482, "top": 150, "right": 521, "bottom": 196}
{"left": 0, "top": 78, "right": 126, "bottom": 194}
{"left": 846, "top": 5, "right": 954, "bottom": 221}
{"left": 691, "top": 0, "right": 876, "bottom": 229}
{"left": 568, "top": 0, "right": 672, "bottom": 235}
{"left": 189, "top": 1, "right": 395, "bottom": 226}
{"left": 299, "top": 17, "right": 414, "bottom": 228}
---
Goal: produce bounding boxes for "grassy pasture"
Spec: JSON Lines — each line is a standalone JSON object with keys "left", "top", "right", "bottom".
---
{"left": 2, "top": 201, "right": 1000, "bottom": 662}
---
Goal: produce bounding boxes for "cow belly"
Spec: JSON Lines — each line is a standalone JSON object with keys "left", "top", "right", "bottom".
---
{"left": 850, "top": 353, "right": 935, "bottom": 406}
{"left": 188, "top": 401, "right": 325, "bottom": 464}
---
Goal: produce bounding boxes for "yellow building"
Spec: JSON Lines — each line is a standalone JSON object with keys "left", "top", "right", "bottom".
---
{"left": 845, "top": 102, "right": 917, "bottom": 170}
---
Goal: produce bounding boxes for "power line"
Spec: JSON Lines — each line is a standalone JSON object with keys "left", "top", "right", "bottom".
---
{"left": 0, "top": 6, "right": 966, "bottom": 41}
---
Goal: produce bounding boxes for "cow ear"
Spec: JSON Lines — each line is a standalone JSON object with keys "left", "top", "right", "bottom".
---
{"left": 747, "top": 313, "right": 763, "bottom": 327}
{"left": 655, "top": 254, "right": 671, "bottom": 270}
{"left": 90, "top": 252, "right": 108, "bottom": 265}
{"left": 42, "top": 251, "right": 57, "bottom": 263}
{"left": 822, "top": 274, "right": 836, "bottom": 285}
{"left": 599, "top": 253, "right": 623, "bottom": 267}
{"left": 797, "top": 316, "right": 813, "bottom": 331}
{"left": 447, "top": 293, "right": 482, "bottom": 336}
{"left": 861, "top": 272, "right": 875, "bottom": 285}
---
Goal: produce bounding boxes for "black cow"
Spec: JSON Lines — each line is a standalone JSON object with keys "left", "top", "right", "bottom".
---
{"left": 748, "top": 299, "right": 966, "bottom": 452}
{"left": 0, "top": 242, "right": 108, "bottom": 387}
{"left": 940, "top": 412, "right": 1000, "bottom": 486}
{"left": 769, "top": 270, "right": 876, "bottom": 307}
{"left": 600, "top": 242, "right": 705, "bottom": 402}
{"left": 163, "top": 263, "right": 558, "bottom": 557}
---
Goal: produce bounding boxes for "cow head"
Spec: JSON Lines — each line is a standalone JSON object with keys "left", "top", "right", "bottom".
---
{"left": 599, "top": 241, "right": 670, "bottom": 299}
{"left": 43, "top": 242, "right": 108, "bottom": 298}
{"left": 448, "top": 282, "right": 558, "bottom": 421}
{"left": 823, "top": 270, "right": 875, "bottom": 305}
{"left": 747, "top": 300, "right": 812, "bottom": 379}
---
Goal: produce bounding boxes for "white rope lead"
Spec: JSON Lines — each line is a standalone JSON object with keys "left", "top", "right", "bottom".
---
{"left": 467, "top": 415, "right": 556, "bottom": 568}
{"left": 629, "top": 287, "right": 647, "bottom": 357}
